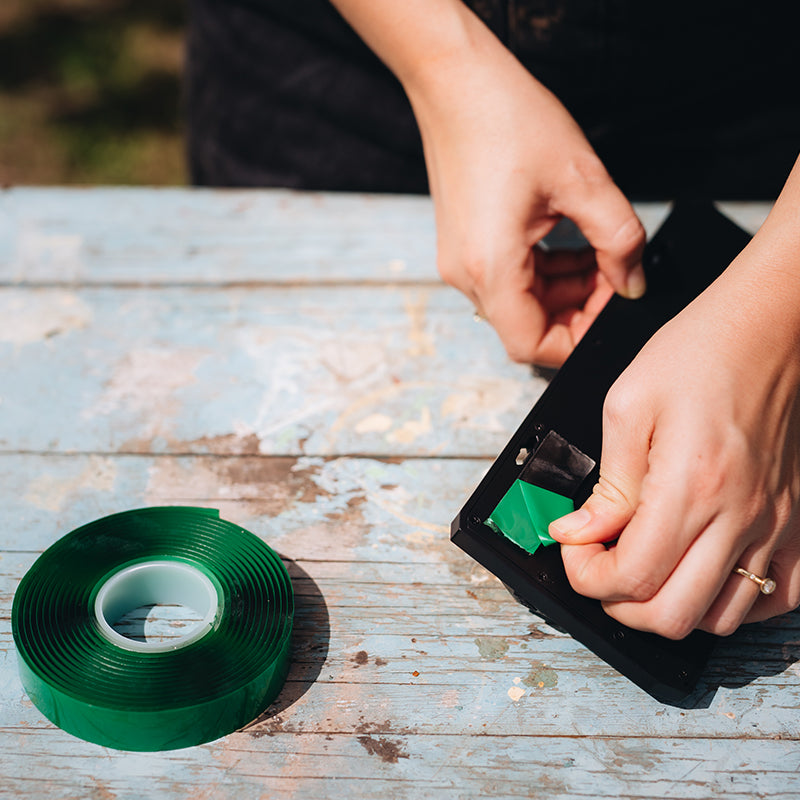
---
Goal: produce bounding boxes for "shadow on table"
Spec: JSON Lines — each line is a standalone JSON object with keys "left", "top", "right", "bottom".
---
{"left": 674, "top": 608, "right": 800, "bottom": 709}
{"left": 241, "top": 557, "right": 330, "bottom": 733}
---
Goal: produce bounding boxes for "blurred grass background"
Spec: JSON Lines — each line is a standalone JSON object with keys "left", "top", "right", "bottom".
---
{"left": 0, "top": 0, "right": 186, "bottom": 185}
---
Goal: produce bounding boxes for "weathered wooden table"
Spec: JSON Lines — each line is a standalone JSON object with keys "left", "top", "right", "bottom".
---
{"left": 1, "top": 188, "right": 796, "bottom": 799}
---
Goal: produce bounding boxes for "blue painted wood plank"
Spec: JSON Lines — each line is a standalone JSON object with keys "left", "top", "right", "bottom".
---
{"left": 0, "top": 285, "right": 541, "bottom": 457}
{"left": 0, "top": 729, "right": 797, "bottom": 800}
{"left": 0, "top": 189, "right": 770, "bottom": 288}
{"left": 0, "top": 188, "right": 439, "bottom": 285}
{"left": 0, "top": 454, "right": 483, "bottom": 551}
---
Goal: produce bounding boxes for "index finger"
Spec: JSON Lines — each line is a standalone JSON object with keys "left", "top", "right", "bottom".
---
{"left": 552, "top": 156, "right": 647, "bottom": 299}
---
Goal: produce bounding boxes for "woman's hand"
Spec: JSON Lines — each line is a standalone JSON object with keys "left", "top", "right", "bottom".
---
{"left": 404, "top": 12, "right": 645, "bottom": 365}
{"left": 549, "top": 171, "right": 800, "bottom": 637}
{"left": 328, "top": 0, "right": 646, "bottom": 366}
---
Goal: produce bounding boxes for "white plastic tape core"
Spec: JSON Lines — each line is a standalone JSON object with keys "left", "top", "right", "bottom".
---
{"left": 94, "top": 560, "right": 220, "bottom": 653}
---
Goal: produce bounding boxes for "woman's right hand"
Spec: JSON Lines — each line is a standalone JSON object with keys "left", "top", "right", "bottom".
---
{"left": 401, "top": 7, "right": 646, "bottom": 365}
{"left": 329, "top": 0, "right": 646, "bottom": 365}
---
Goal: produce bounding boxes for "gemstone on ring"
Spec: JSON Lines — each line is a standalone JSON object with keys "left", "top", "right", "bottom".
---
{"left": 760, "top": 577, "right": 777, "bottom": 595}
{"left": 733, "top": 567, "right": 776, "bottom": 595}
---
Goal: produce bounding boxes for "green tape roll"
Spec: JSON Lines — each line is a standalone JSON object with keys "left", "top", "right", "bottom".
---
{"left": 12, "top": 506, "right": 293, "bottom": 751}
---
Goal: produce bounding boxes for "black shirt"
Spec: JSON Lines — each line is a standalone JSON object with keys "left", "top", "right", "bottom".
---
{"left": 186, "top": 0, "right": 800, "bottom": 199}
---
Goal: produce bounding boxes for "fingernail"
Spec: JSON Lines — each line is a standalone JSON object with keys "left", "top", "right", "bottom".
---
{"left": 622, "top": 265, "right": 646, "bottom": 300}
{"left": 550, "top": 508, "right": 592, "bottom": 536}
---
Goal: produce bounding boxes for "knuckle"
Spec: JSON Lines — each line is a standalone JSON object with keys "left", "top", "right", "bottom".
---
{"left": 686, "top": 459, "right": 728, "bottom": 507}
{"left": 436, "top": 253, "right": 462, "bottom": 287}
{"left": 687, "top": 429, "right": 755, "bottom": 512}
{"left": 504, "top": 341, "right": 537, "bottom": 364}
{"left": 709, "top": 613, "right": 742, "bottom": 638}
{"left": 566, "top": 558, "right": 659, "bottom": 603}
{"left": 611, "top": 214, "right": 646, "bottom": 256}
{"left": 591, "top": 474, "right": 632, "bottom": 510}
{"left": 785, "top": 583, "right": 800, "bottom": 613}
{"left": 602, "top": 380, "right": 639, "bottom": 430}
{"left": 437, "top": 249, "right": 491, "bottom": 295}
{"left": 654, "top": 613, "right": 697, "bottom": 641}
{"left": 737, "top": 494, "right": 775, "bottom": 539}
{"left": 616, "top": 571, "right": 660, "bottom": 603}
{"left": 566, "top": 151, "right": 611, "bottom": 189}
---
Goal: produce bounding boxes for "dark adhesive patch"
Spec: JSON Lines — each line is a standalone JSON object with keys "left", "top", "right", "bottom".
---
{"left": 519, "top": 430, "right": 595, "bottom": 496}
{"left": 485, "top": 431, "right": 594, "bottom": 554}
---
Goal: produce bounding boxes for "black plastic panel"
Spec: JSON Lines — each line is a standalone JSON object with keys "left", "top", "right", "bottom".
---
{"left": 451, "top": 201, "right": 752, "bottom": 703}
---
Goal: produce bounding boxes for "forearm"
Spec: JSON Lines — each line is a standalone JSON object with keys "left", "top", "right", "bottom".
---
{"left": 717, "top": 154, "right": 800, "bottom": 368}
{"left": 327, "top": 0, "right": 501, "bottom": 94}
{"left": 741, "top": 153, "right": 800, "bottom": 298}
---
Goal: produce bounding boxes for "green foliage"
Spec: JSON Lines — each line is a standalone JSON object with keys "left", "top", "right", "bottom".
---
{"left": 0, "top": 0, "right": 186, "bottom": 185}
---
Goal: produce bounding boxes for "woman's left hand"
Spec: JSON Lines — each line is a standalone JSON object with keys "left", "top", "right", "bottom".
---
{"left": 549, "top": 184, "right": 800, "bottom": 637}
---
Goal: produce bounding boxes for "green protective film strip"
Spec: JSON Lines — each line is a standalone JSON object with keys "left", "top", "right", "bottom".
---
{"left": 11, "top": 506, "right": 293, "bottom": 752}
{"left": 487, "top": 481, "right": 574, "bottom": 554}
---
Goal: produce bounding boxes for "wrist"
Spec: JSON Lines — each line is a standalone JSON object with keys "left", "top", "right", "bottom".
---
{"left": 706, "top": 251, "right": 800, "bottom": 397}
{"left": 329, "top": 0, "right": 487, "bottom": 91}
{"left": 391, "top": 4, "right": 507, "bottom": 105}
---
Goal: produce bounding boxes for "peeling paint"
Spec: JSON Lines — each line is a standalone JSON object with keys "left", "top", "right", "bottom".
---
{"left": 0, "top": 289, "right": 92, "bottom": 345}
{"left": 440, "top": 379, "right": 525, "bottom": 433}
{"left": 527, "top": 622, "right": 559, "bottom": 640}
{"left": 440, "top": 689, "right": 460, "bottom": 708}
{"left": 354, "top": 413, "right": 393, "bottom": 434}
{"left": 14, "top": 227, "right": 85, "bottom": 282}
{"left": 475, "top": 637, "right": 510, "bottom": 660}
{"left": 387, "top": 407, "right": 432, "bottom": 444}
{"left": 404, "top": 290, "right": 434, "bottom": 357}
{"left": 367, "top": 489, "right": 449, "bottom": 536}
{"left": 143, "top": 456, "right": 332, "bottom": 519}
{"left": 24, "top": 455, "right": 117, "bottom": 512}
{"left": 523, "top": 662, "right": 558, "bottom": 690}
{"left": 86, "top": 348, "right": 209, "bottom": 439}
{"left": 508, "top": 686, "right": 525, "bottom": 702}
{"left": 318, "top": 337, "right": 388, "bottom": 384}
{"left": 189, "top": 432, "right": 262, "bottom": 455}
{"left": 358, "top": 736, "right": 410, "bottom": 763}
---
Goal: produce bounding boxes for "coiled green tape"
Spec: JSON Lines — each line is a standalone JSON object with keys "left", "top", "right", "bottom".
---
{"left": 12, "top": 506, "right": 293, "bottom": 751}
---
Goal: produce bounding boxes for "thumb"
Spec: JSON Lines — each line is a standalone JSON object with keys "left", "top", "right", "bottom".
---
{"left": 549, "top": 382, "right": 652, "bottom": 544}
{"left": 553, "top": 155, "right": 647, "bottom": 301}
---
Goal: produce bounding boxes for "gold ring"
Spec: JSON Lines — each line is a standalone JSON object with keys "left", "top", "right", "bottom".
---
{"left": 733, "top": 567, "right": 776, "bottom": 595}
{"left": 473, "top": 310, "right": 486, "bottom": 323}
